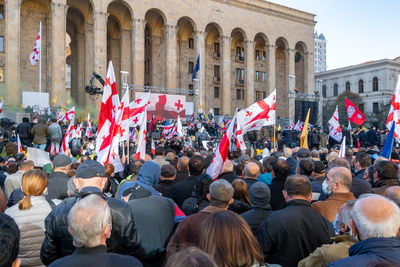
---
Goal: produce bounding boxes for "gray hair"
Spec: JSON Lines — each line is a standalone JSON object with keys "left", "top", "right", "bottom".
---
{"left": 209, "top": 179, "right": 234, "bottom": 208}
{"left": 337, "top": 200, "right": 356, "bottom": 235}
{"left": 352, "top": 195, "right": 400, "bottom": 239}
{"left": 68, "top": 194, "right": 111, "bottom": 248}
{"left": 67, "top": 178, "right": 78, "bottom": 197}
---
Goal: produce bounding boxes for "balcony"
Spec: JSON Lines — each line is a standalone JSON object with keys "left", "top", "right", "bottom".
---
{"left": 213, "top": 76, "right": 221, "bottom": 84}
{"left": 236, "top": 79, "right": 245, "bottom": 86}
{"left": 235, "top": 55, "right": 245, "bottom": 63}
{"left": 213, "top": 52, "right": 221, "bottom": 59}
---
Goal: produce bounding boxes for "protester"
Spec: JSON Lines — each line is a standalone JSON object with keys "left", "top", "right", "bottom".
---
{"left": 328, "top": 195, "right": 400, "bottom": 266}
{"left": 48, "top": 118, "right": 62, "bottom": 155}
{"left": 167, "top": 179, "right": 234, "bottom": 257}
{"left": 152, "top": 146, "right": 169, "bottom": 167}
{"left": 312, "top": 167, "right": 356, "bottom": 222}
{"left": 31, "top": 117, "right": 49, "bottom": 150}
{"left": 181, "top": 174, "right": 212, "bottom": 215}
{"left": 48, "top": 194, "right": 143, "bottom": 267}
{"left": 16, "top": 117, "right": 32, "bottom": 147}
{"left": 0, "top": 213, "right": 21, "bottom": 267}
{"left": 217, "top": 161, "right": 237, "bottom": 183}
{"left": 175, "top": 156, "right": 189, "bottom": 183}
{"left": 4, "top": 160, "right": 34, "bottom": 198}
{"left": 47, "top": 154, "right": 72, "bottom": 200}
{"left": 354, "top": 152, "right": 371, "bottom": 180}
{"left": 268, "top": 158, "right": 290, "bottom": 211}
{"left": 384, "top": 186, "right": 400, "bottom": 207}
{"left": 229, "top": 179, "right": 252, "bottom": 214}
{"left": 200, "top": 210, "right": 264, "bottom": 267}
{"left": 372, "top": 160, "right": 400, "bottom": 195}
{"left": 257, "top": 156, "right": 274, "bottom": 185}
{"left": 165, "top": 247, "right": 217, "bottom": 267}
{"left": 257, "top": 174, "right": 335, "bottom": 266}
{"left": 153, "top": 164, "right": 177, "bottom": 197}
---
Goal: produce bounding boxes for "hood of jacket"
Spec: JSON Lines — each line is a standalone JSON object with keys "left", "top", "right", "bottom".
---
{"left": 137, "top": 161, "right": 161, "bottom": 186}
{"left": 349, "top": 237, "right": 400, "bottom": 262}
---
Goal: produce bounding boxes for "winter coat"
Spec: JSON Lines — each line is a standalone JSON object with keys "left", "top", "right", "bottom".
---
{"left": 257, "top": 199, "right": 335, "bottom": 267}
{"left": 218, "top": 171, "right": 238, "bottom": 183}
{"left": 228, "top": 199, "right": 252, "bottom": 214}
{"left": 372, "top": 179, "right": 400, "bottom": 196}
{"left": 181, "top": 192, "right": 210, "bottom": 216}
{"left": 47, "top": 172, "right": 69, "bottom": 200}
{"left": 48, "top": 123, "right": 62, "bottom": 142}
{"left": 328, "top": 237, "right": 400, "bottom": 267}
{"left": 40, "top": 189, "right": 147, "bottom": 266}
{"left": 153, "top": 179, "right": 175, "bottom": 198}
{"left": 312, "top": 192, "right": 356, "bottom": 223}
{"left": 117, "top": 161, "right": 161, "bottom": 199}
{"left": 5, "top": 196, "right": 61, "bottom": 267}
{"left": 169, "top": 176, "right": 197, "bottom": 208}
{"left": 31, "top": 122, "right": 49, "bottom": 145}
{"left": 268, "top": 179, "right": 286, "bottom": 211}
{"left": 17, "top": 121, "right": 32, "bottom": 143}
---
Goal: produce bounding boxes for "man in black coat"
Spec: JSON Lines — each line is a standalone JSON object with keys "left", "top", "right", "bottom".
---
{"left": 47, "top": 154, "right": 72, "bottom": 200}
{"left": 354, "top": 152, "right": 371, "bottom": 180}
{"left": 241, "top": 182, "right": 272, "bottom": 235}
{"left": 268, "top": 158, "right": 290, "bottom": 211}
{"left": 48, "top": 194, "right": 142, "bottom": 267}
{"left": 258, "top": 175, "right": 334, "bottom": 267}
{"left": 41, "top": 161, "right": 158, "bottom": 266}
{"left": 16, "top": 117, "right": 32, "bottom": 147}
{"left": 367, "top": 126, "right": 378, "bottom": 147}
{"left": 169, "top": 156, "right": 204, "bottom": 207}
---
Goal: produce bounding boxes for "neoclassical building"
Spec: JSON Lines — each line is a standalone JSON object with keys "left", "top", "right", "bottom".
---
{"left": 1, "top": 0, "right": 316, "bottom": 118}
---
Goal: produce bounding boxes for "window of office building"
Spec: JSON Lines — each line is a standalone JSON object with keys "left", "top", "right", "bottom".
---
{"left": 214, "top": 65, "right": 220, "bottom": 78}
{"left": 214, "top": 42, "right": 220, "bottom": 54}
{"left": 373, "top": 102, "right": 379, "bottom": 113}
{"left": 214, "top": 87, "right": 220, "bottom": 98}
{"left": 188, "top": 38, "right": 194, "bottom": 49}
{"left": 214, "top": 108, "right": 220, "bottom": 116}
{"left": 322, "top": 85, "right": 327, "bottom": 98}
{"left": 358, "top": 79, "right": 364, "bottom": 93}
{"left": 333, "top": 83, "right": 338, "bottom": 96}
{"left": 345, "top": 81, "right": 350, "bottom": 92}
{"left": 188, "top": 61, "right": 194, "bottom": 73}
{"left": 373, "top": 77, "right": 379, "bottom": 91}
{"left": 236, "top": 89, "right": 244, "bottom": 100}
{"left": 262, "top": 72, "right": 266, "bottom": 82}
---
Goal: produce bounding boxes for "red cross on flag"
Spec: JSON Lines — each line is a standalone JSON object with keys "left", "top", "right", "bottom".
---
{"left": 17, "top": 134, "right": 23, "bottom": 153}
{"left": 59, "top": 106, "right": 75, "bottom": 123}
{"left": 236, "top": 119, "right": 246, "bottom": 151}
{"left": 206, "top": 111, "right": 237, "bottom": 180}
{"left": 136, "top": 92, "right": 185, "bottom": 120}
{"left": 128, "top": 91, "right": 150, "bottom": 131}
{"left": 61, "top": 119, "right": 75, "bottom": 153}
{"left": 0, "top": 101, "right": 3, "bottom": 114}
{"left": 345, "top": 97, "right": 365, "bottom": 126}
{"left": 236, "top": 90, "right": 276, "bottom": 133}
{"left": 135, "top": 108, "right": 147, "bottom": 160}
{"left": 86, "top": 113, "right": 92, "bottom": 138}
{"left": 96, "top": 61, "right": 120, "bottom": 165}
{"left": 386, "top": 75, "right": 400, "bottom": 141}
{"left": 73, "top": 122, "right": 83, "bottom": 139}
{"left": 30, "top": 25, "right": 41, "bottom": 66}
{"left": 328, "top": 105, "right": 342, "bottom": 142}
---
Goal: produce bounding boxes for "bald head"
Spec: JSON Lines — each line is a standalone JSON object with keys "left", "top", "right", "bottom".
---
{"left": 327, "top": 167, "right": 352, "bottom": 192}
{"left": 385, "top": 186, "right": 400, "bottom": 207}
{"left": 244, "top": 162, "right": 260, "bottom": 180}
{"left": 177, "top": 156, "right": 190, "bottom": 171}
{"left": 351, "top": 195, "right": 400, "bottom": 240}
{"left": 223, "top": 161, "right": 234, "bottom": 173}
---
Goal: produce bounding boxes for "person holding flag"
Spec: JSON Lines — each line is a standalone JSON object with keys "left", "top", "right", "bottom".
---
{"left": 328, "top": 105, "right": 342, "bottom": 144}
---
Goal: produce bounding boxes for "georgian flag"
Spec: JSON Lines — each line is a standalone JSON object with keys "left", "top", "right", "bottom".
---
{"left": 17, "top": 134, "right": 23, "bottom": 153}
{"left": 177, "top": 115, "right": 183, "bottom": 138}
{"left": 151, "top": 139, "right": 156, "bottom": 156}
{"left": 236, "top": 119, "right": 246, "bottom": 151}
{"left": 96, "top": 61, "right": 120, "bottom": 165}
{"left": 59, "top": 107, "right": 75, "bottom": 123}
{"left": 0, "top": 101, "right": 3, "bottom": 114}
{"left": 129, "top": 91, "right": 150, "bottom": 130}
{"left": 236, "top": 90, "right": 276, "bottom": 133}
{"left": 30, "top": 26, "right": 41, "bottom": 66}
{"left": 61, "top": 119, "right": 75, "bottom": 153}
{"left": 135, "top": 107, "right": 147, "bottom": 160}
{"left": 386, "top": 74, "right": 400, "bottom": 141}
{"left": 328, "top": 105, "right": 342, "bottom": 142}
{"left": 119, "top": 90, "right": 131, "bottom": 141}
{"left": 206, "top": 111, "right": 237, "bottom": 180}
{"left": 86, "top": 113, "right": 92, "bottom": 138}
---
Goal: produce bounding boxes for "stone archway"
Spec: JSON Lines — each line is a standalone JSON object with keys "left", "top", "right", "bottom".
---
{"left": 177, "top": 17, "right": 196, "bottom": 90}
{"left": 231, "top": 28, "right": 247, "bottom": 108}
{"left": 275, "top": 37, "right": 289, "bottom": 118}
{"left": 295, "top": 41, "right": 308, "bottom": 93}
{"left": 254, "top": 33, "right": 269, "bottom": 100}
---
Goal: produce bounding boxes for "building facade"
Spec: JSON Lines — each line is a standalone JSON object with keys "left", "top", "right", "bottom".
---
{"left": 314, "top": 32, "right": 326, "bottom": 73}
{"left": 1, "top": 0, "right": 316, "bottom": 118}
{"left": 316, "top": 57, "right": 400, "bottom": 114}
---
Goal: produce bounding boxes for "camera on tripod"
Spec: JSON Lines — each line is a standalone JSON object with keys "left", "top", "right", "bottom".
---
{"left": 85, "top": 72, "right": 105, "bottom": 96}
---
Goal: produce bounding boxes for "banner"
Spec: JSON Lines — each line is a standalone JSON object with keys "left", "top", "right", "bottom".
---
{"left": 135, "top": 92, "right": 186, "bottom": 120}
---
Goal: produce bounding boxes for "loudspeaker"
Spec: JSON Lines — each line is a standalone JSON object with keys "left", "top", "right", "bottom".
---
{"left": 295, "top": 100, "right": 318, "bottom": 125}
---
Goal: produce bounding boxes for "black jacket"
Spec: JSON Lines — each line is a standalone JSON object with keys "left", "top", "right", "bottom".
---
{"left": 153, "top": 180, "right": 175, "bottom": 198}
{"left": 40, "top": 189, "right": 147, "bottom": 266}
{"left": 268, "top": 179, "right": 286, "bottom": 211}
{"left": 174, "top": 171, "right": 188, "bottom": 184}
{"left": 48, "top": 245, "right": 143, "bottom": 267}
{"left": 16, "top": 121, "right": 32, "bottom": 142}
{"left": 244, "top": 178, "right": 258, "bottom": 190}
{"left": 257, "top": 199, "right": 334, "bottom": 267}
{"left": 181, "top": 193, "right": 210, "bottom": 216}
{"left": 169, "top": 176, "right": 197, "bottom": 207}
{"left": 47, "top": 172, "right": 70, "bottom": 200}
{"left": 228, "top": 199, "right": 252, "bottom": 214}
{"left": 241, "top": 206, "right": 272, "bottom": 235}
{"left": 218, "top": 172, "right": 238, "bottom": 183}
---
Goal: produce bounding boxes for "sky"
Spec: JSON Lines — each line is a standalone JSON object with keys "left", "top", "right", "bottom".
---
{"left": 268, "top": 0, "right": 400, "bottom": 70}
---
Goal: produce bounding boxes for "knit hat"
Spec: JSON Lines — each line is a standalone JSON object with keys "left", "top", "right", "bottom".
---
{"left": 297, "top": 148, "right": 311, "bottom": 159}
{"left": 249, "top": 182, "right": 271, "bottom": 208}
{"left": 53, "top": 154, "right": 72, "bottom": 168}
{"left": 76, "top": 160, "right": 106, "bottom": 179}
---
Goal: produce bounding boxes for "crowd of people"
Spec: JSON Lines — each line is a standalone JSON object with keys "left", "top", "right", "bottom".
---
{"left": 0, "top": 114, "right": 400, "bottom": 267}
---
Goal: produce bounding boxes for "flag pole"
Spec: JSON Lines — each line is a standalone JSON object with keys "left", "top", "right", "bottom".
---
{"left": 273, "top": 125, "right": 276, "bottom": 150}
{"left": 39, "top": 21, "right": 42, "bottom": 106}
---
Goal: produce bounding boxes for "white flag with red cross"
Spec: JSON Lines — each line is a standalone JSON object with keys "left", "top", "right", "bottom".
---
{"left": 151, "top": 139, "right": 156, "bottom": 156}
{"left": 0, "top": 101, "right": 4, "bottom": 114}
{"left": 86, "top": 113, "right": 92, "bottom": 138}
{"left": 386, "top": 74, "right": 400, "bottom": 141}
{"left": 118, "top": 90, "right": 131, "bottom": 142}
{"left": 96, "top": 61, "right": 120, "bottom": 165}
{"left": 236, "top": 119, "right": 246, "bottom": 151}
{"left": 30, "top": 26, "right": 41, "bottom": 66}
{"left": 135, "top": 107, "right": 147, "bottom": 160}
{"left": 17, "top": 134, "right": 23, "bottom": 153}
{"left": 236, "top": 90, "right": 276, "bottom": 133}
{"left": 207, "top": 111, "right": 237, "bottom": 180}
{"left": 59, "top": 107, "right": 75, "bottom": 123}
{"left": 128, "top": 91, "right": 150, "bottom": 130}
{"left": 61, "top": 119, "right": 75, "bottom": 153}
{"left": 328, "top": 105, "right": 342, "bottom": 142}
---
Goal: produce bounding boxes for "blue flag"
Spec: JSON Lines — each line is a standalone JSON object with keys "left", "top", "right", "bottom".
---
{"left": 192, "top": 55, "right": 200, "bottom": 80}
{"left": 166, "top": 118, "right": 170, "bottom": 126}
{"left": 381, "top": 122, "right": 395, "bottom": 159}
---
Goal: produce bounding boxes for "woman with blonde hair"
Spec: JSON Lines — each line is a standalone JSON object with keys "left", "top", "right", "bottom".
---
{"left": 229, "top": 179, "right": 252, "bottom": 214}
{"left": 5, "top": 169, "right": 61, "bottom": 266}
{"left": 200, "top": 210, "right": 264, "bottom": 267}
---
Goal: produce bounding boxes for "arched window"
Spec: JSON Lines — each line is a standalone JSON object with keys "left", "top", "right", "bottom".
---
{"left": 373, "top": 77, "right": 379, "bottom": 91}
{"left": 322, "top": 85, "right": 327, "bottom": 98}
{"left": 345, "top": 81, "right": 350, "bottom": 92}
{"left": 358, "top": 79, "right": 364, "bottom": 93}
{"left": 333, "top": 83, "right": 338, "bottom": 96}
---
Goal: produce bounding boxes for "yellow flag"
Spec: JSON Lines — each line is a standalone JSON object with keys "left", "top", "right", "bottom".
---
{"left": 278, "top": 124, "right": 281, "bottom": 131}
{"left": 300, "top": 108, "right": 311, "bottom": 148}
{"left": 51, "top": 96, "right": 57, "bottom": 105}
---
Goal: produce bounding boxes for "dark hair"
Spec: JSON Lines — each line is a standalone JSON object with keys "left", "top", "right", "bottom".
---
{"left": 262, "top": 157, "right": 274, "bottom": 173}
{"left": 189, "top": 156, "right": 205, "bottom": 177}
{"left": 194, "top": 174, "right": 213, "bottom": 207}
{"left": 329, "top": 157, "right": 350, "bottom": 170}
{"left": 165, "top": 247, "right": 217, "bottom": 267}
{"left": 297, "top": 158, "right": 315, "bottom": 177}
{"left": 23, "top": 117, "right": 30, "bottom": 123}
{"left": 155, "top": 146, "right": 165, "bottom": 156}
{"left": 284, "top": 174, "right": 312, "bottom": 197}
{"left": 374, "top": 160, "right": 399, "bottom": 181}
{"left": 7, "top": 162, "right": 18, "bottom": 174}
{"left": 234, "top": 163, "right": 245, "bottom": 176}
{"left": 0, "top": 213, "right": 20, "bottom": 267}
{"left": 185, "top": 148, "right": 195, "bottom": 158}
{"left": 130, "top": 159, "right": 145, "bottom": 176}
{"left": 355, "top": 152, "right": 371, "bottom": 168}
{"left": 272, "top": 158, "right": 290, "bottom": 181}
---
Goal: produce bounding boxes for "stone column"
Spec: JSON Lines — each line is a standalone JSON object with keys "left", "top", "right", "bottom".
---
{"left": 120, "top": 29, "right": 132, "bottom": 85}
{"left": 245, "top": 40, "right": 254, "bottom": 106}
{"left": 195, "top": 30, "right": 205, "bottom": 111}
{"left": 51, "top": 1, "right": 67, "bottom": 106}
{"left": 222, "top": 35, "right": 231, "bottom": 115}
{"left": 93, "top": 11, "right": 107, "bottom": 85}
{"left": 5, "top": 0, "right": 21, "bottom": 106}
{"left": 287, "top": 48, "right": 296, "bottom": 122}
{"left": 84, "top": 22, "right": 94, "bottom": 106}
{"left": 132, "top": 18, "right": 145, "bottom": 87}
{"left": 267, "top": 44, "right": 275, "bottom": 93}
{"left": 69, "top": 40, "right": 78, "bottom": 104}
{"left": 77, "top": 33, "right": 85, "bottom": 107}
{"left": 165, "top": 24, "right": 178, "bottom": 89}
{"left": 306, "top": 52, "right": 314, "bottom": 94}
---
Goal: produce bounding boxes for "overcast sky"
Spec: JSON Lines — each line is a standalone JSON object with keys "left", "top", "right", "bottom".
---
{"left": 268, "top": 0, "right": 400, "bottom": 70}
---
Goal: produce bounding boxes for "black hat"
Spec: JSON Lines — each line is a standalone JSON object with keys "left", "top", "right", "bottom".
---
{"left": 297, "top": 148, "right": 311, "bottom": 159}
{"left": 122, "top": 184, "right": 151, "bottom": 199}
{"left": 76, "top": 160, "right": 106, "bottom": 179}
{"left": 53, "top": 154, "right": 72, "bottom": 168}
